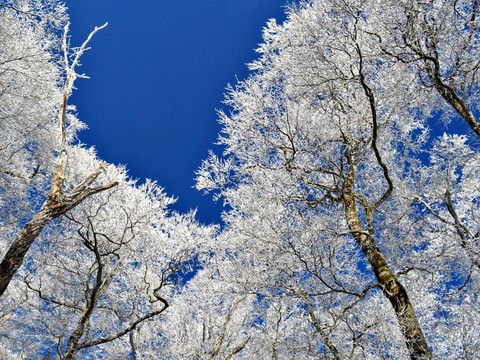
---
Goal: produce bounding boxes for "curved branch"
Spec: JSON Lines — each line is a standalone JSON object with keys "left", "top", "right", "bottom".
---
{"left": 63, "top": 230, "right": 106, "bottom": 360}
{"left": 224, "top": 335, "right": 252, "bottom": 360}
{"left": 444, "top": 189, "right": 480, "bottom": 269}
{"left": 80, "top": 299, "right": 169, "bottom": 349}
{"left": 356, "top": 44, "right": 393, "bottom": 209}
{"left": 421, "top": 35, "right": 480, "bottom": 137}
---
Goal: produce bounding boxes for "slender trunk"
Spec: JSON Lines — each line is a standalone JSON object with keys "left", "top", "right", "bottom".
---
{"left": 130, "top": 330, "right": 137, "bottom": 360}
{"left": 342, "top": 165, "right": 432, "bottom": 360}
{"left": 62, "top": 308, "right": 89, "bottom": 360}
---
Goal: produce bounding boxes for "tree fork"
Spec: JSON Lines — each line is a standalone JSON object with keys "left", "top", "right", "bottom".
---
{"left": 425, "top": 59, "right": 480, "bottom": 138}
{"left": 352, "top": 52, "right": 433, "bottom": 358}
{"left": 0, "top": 164, "right": 117, "bottom": 298}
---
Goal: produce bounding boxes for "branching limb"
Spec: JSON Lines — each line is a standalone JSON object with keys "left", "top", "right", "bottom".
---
{"left": 0, "top": 23, "right": 115, "bottom": 299}
{"left": 408, "top": 27, "right": 480, "bottom": 137}
{"left": 79, "top": 300, "right": 169, "bottom": 350}
{"left": 356, "top": 44, "right": 393, "bottom": 210}
{"left": 53, "top": 22, "right": 108, "bottom": 197}
{"left": 210, "top": 295, "right": 247, "bottom": 360}
{"left": 425, "top": 59, "right": 480, "bottom": 137}
{"left": 62, "top": 228, "right": 106, "bottom": 360}
{"left": 292, "top": 279, "right": 341, "bottom": 360}
{"left": 24, "top": 279, "right": 83, "bottom": 311}
{"left": 0, "top": 2, "right": 40, "bottom": 18}
{"left": 413, "top": 197, "right": 451, "bottom": 224}
{"left": 342, "top": 155, "right": 432, "bottom": 360}
{"left": 224, "top": 335, "right": 252, "bottom": 360}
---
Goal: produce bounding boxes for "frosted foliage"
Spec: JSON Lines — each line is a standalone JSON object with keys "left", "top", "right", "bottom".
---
{"left": 0, "top": 147, "right": 215, "bottom": 359}
{"left": 150, "top": 269, "right": 257, "bottom": 359}
{"left": 0, "top": 2, "right": 69, "bottom": 245}
{"left": 195, "top": 0, "right": 480, "bottom": 358}
{"left": 2, "top": 0, "right": 480, "bottom": 358}
{"left": 0, "top": 2, "right": 216, "bottom": 359}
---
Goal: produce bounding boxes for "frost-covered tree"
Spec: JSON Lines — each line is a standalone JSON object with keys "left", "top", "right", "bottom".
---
{"left": 0, "top": 0, "right": 116, "bottom": 298}
{"left": 0, "top": 2, "right": 215, "bottom": 359}
{"left": 1, "top": 147, "right": 214, "bottom": 359}
{"left": 0, "top": 0, "right": 66, "bottom": 267}
{"left": 197, "top": 0, "right": 480, "bottom": 358}
{"left": 3, "top": 0, "right": 480, "bottom": 359}
{"left": 153, "top": 267, "right": 257, "bottom": 359}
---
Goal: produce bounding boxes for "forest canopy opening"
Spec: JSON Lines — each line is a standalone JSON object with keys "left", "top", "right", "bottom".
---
{"left": 1, "top": 0, "right": 480, "bottom": 359}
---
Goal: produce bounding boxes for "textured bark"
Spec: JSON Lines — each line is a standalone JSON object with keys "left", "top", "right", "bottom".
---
{"left": 0, "top": 164, "right": 117, "bottom": 298}
{"left": 351, "top": 54, "right": 432, "bottom": 358}
{"left": 0, "top": 212, "right": 51, "bottom": 297}
{"left": 342, "top": 164, "right": 432, "bottom": 360}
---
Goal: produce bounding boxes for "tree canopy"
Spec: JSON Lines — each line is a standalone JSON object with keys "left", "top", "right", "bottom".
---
{"left": 196, "top": 0, "right": 480, "bottom": 358}
{"left": 1, "top": 0, "right": 480, "bottom": 359}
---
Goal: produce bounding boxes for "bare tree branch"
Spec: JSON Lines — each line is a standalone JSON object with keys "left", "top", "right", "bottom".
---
{"left": 0, "top": 22, "right": 115, "bottom": 299}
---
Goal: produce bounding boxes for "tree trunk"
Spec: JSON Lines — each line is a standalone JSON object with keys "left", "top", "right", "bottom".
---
{"left": 0, "top": 205, "right": 59, "bottom": 297}
{"left": 342, "top": 165, "right": 432, "bottom": 360}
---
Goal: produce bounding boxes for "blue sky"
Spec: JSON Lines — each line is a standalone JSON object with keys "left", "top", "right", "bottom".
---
{"left": 67, "top": 0, "right": 290, "bottom": 224}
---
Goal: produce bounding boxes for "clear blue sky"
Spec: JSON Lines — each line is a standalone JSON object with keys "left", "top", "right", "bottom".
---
{"left": 67, "top": 0, "right": 290, "bottom": 224}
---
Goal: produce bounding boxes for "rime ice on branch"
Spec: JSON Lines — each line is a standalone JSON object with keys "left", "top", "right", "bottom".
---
{"left": 0, "top": 22, "right": 117, "bottom": 298}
